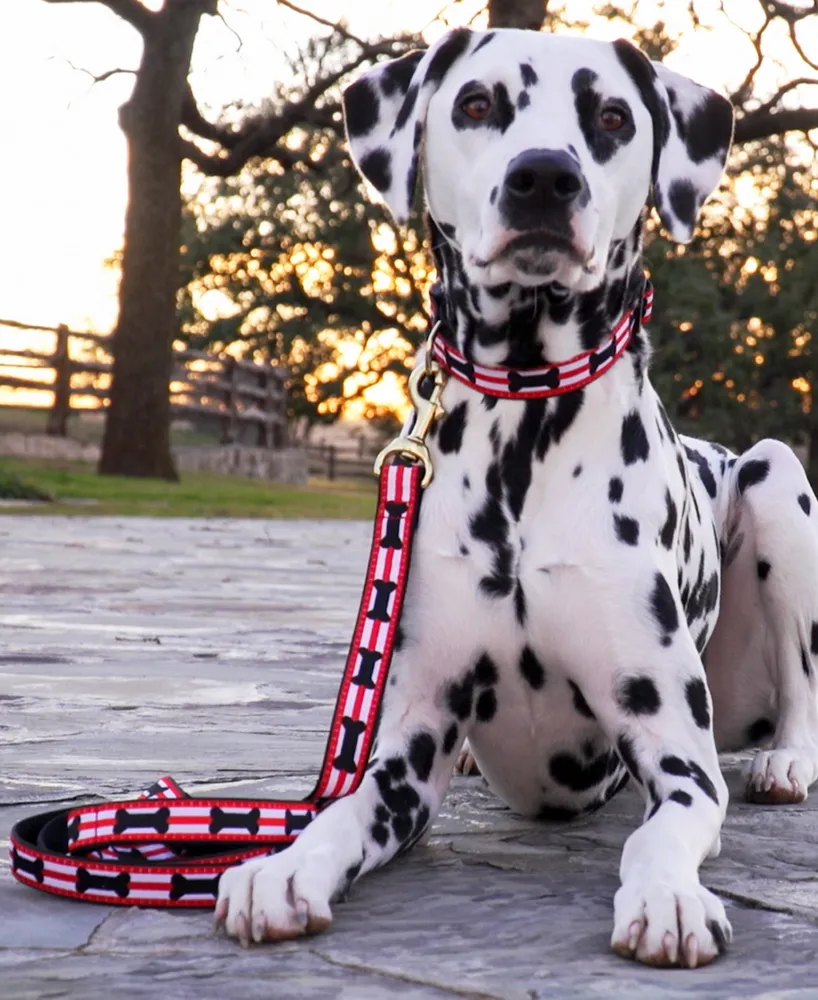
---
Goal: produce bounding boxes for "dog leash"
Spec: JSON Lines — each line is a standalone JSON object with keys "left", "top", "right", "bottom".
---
{"left": 9, "top": 283, "right": 650, "bottom": 908}
{"left": 9, "top": 458, "right": 427, "bottom": 907}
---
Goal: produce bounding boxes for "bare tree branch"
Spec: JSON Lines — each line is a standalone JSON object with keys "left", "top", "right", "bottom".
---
{"left": 42, "top": 0, "right": 156, "bottom": 36}
{"left": 64, "top": 59, "right": 137, "bottom": 85}
{"left": 789, "top": 19, "right": 818, "bottom": 73}
{"left": 180, "top": 35, "right": 410, "bottom": 175}
{"left": 276, "top": 0, "right": 373, "bottom": 49}
{"left": 734, "top": 105, "right": 818, "bottom": 143}
{"left": 727, "top": 5, "right": 772, "bottom": 105}
{"left": 756, "top": 77, "right": 818, "bottom": 115}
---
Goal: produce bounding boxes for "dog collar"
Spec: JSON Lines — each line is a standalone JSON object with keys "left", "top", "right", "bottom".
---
{"left": 429, "top": 282, "right": 653, "bottom": 400}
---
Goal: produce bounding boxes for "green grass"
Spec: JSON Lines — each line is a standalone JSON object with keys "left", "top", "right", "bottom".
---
{"left": 0, "top": 457, "right": 377, "bottom": 519}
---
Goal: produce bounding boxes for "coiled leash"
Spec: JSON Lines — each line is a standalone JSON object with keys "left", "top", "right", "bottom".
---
{"left": 9, "top": 282, "right": 652, "bottom": 908}
{"left": 8, "top": 356, "right": 443, "bottom": 908}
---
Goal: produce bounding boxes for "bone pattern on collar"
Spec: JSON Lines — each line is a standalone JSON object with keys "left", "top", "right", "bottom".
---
{"left": 427, "top": 215, "right": 650, "bottom": 381}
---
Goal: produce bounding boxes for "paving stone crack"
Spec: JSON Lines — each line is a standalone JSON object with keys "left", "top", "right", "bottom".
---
{"left": 309, "top": 948, "right": 508, "bottom": 999}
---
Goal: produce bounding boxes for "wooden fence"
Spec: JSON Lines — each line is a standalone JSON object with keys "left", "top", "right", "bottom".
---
{"left": 306, "top": 443, "right": 377, "bottom": 481}
{"left": 0, "top": 318, "right": 287, "bottom": 448}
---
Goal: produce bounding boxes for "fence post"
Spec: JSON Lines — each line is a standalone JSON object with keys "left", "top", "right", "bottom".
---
{"left": 257, "top": 367, "right": 268, "bottom": 448}
{"left": 328, "top": 444, "right": 336, "bottom": 481}
{"left": 46, "top": 324, "right": 71, "bottom": 437}
{"left": 220, "top": 357, "right": 238, "bottom": 444}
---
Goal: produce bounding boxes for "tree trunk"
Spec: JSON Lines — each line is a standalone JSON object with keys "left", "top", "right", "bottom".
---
{"left": 99, "top": 1, "right": 211, "bottom": 479}
{"left": 487, "top": 0, "right": 548, "bottom": 30}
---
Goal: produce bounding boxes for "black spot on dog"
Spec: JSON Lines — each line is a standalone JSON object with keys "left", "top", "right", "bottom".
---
{"left": 659, "top": 489, "right": 678, "bottom": 549}
{"left": 519, "top": 646, "right": 546, "bottom": 690}
{"left": 746, "top": 717, "right": 774, "bottom": 744}
{"left": 572, "top": 67, "right": 618, "bottom": 164}
{"left": 472, "top": 31, "right": 496, "bottom": 54}
{"left": 568, "top": 680, "right": 595, "bottom": 720}
{"left": 609, "top": 477, "right": 624, "bottom": 503}
{"left": 384, "top": 757, "right": 407, "bottom": 782}
{"left": 392, "top": 812, "right": 413, "bottom": 843}
{"left": 685, "top": 677, "right": 710, "bottom": 729}
{"left": 620, "top": 411, "right": 649, "bottom": 464}
{"left": 474, "top": 653, "right": 499, "bottom": 687}
{"left": 616, "top": 734, "right": 641, "bottom": 783}
{"left": 618, "top": 675, "right": 661, "bottom": 716}
{"left": 475, "top": 688, "right": 497, "bottom": 722}
{"left": 425, "top": 28, "right": 472, "bottom": 86}
{"left": 489, "top": 186, "right": 499, "bottom": 205}
{"left": 798, "top": 493, "right": 811, "bottom": 516}
{"left": 360, "top": 148, "right": 392, "bottom": 192}
{"left": 651, "top": 572, "right": 679, "bottom": 637}
{"left": 491, "top": 82, "right": 516, "bottom": 133}
{"left": 345, "top": 78, "right": 380, "bottom": 137}
{"left": 393, "top": 82, "right": 420, "bottom": 133}
{"left": 687, "top": 760, "right": 719, "bottom": 804}
{"left": 812, "top": 622, "right": 818, "bottom": 655}
{"left": 801, "top": 643, "right": 811, "bottom": 678}
{"left": 517, "top": 90, "right": 531, "bottom": 111}
{"left": 442, "top": 723, "right": 458, "bottom": 756}
{"left": 614, "top": 514, "right": 640, "bottom": 545}
{"left": 684, "top": 445, "right": 717, "bottom": 499}
{"left": 446, "top": 674, "right": 474, "bottom": 720}
{"left": 669, "top": 179, "right": 697, "bottom": 230}
{"left": 514, "top": 580, "right": 527, "bottom": 625}
{"left": 669, "top": 790, "right": 693, "bottom": 807}
{"left": 757, "top": 560, "right": 770, "bottom": 580}
{"left": 660, "top": 755, "right": 690, "bottom": 778}
{"left": 380, "top": 51, "right": 423, "bottom": 97}
{"left": 408, "top": 732, "right": 436, "bottom": 782}
{"left": 370, "top": 822, "right": 389, "bottom": 846}
{"left": 520, "top": 62, "right": 538, "bottom": 87}
{"left": 737, "top": 458, "right": 770, "bottom": 494}
{"left": 573, "top": 464, "right": 583, "bottom": 478}
{"left": 550, "top": 749, "right": 612, "bottom": 792}
{"left": 438, "top": 401, "right": 468, "bottom": 454}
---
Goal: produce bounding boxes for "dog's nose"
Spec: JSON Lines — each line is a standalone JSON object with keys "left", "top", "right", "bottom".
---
{"left": 503, "top": 149, "right": 586, "bottom": 208}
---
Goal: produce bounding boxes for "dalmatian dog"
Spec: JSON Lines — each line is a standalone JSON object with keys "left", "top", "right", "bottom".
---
{"left": 216, "top": 28, "right": 818, "bottom": 967}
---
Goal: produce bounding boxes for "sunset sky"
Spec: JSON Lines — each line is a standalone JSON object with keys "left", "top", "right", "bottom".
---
{"left": 0, "top": 0, "right": 812, "bottom": 346}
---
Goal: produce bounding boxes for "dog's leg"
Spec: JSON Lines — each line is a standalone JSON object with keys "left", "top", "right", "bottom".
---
{"left": 215, "top": 676, "right": 465, "bottom": 945}
{"left": 727, "top": 440, "right": 818, "bottom": 802}
{"left": 548, "top": 566, "right": 731, "bottom": 968}
{"left": 215, "top": 545, "right": 474, "bottom": 946}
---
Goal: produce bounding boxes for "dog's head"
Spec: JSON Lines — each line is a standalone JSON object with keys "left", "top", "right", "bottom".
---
{"left": 343, "top": 29, "right": 733, "bottom": 293}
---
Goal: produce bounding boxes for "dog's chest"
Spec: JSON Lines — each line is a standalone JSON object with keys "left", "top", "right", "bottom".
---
{"left": 426, "top": 380, "right": 682, "bottom": 574}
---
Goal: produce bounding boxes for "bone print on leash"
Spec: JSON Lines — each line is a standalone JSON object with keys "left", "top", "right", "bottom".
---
{"left": 9, "top": 462, "right": 424, "bottom": 907}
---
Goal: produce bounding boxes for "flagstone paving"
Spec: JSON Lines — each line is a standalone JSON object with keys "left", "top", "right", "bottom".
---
{"left": 2, "top": 514, "right": 818, "bottom": 999}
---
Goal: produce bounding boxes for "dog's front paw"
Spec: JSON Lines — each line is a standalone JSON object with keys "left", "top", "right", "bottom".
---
{"left": 611, "top": 877, "right": 731, "bottom": 968}
{"left": 214, "top": 849, "right": 334, "bottom": 946}
{"left": 745, "top": 747, "right": 818, "bottom": 804}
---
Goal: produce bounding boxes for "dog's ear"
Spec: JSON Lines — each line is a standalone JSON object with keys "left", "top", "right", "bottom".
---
{"left": 613, "top": 40, "right": 734, "bottom": 243}
{"left": 343, "top": 29, "right": 473, "bottom": 224}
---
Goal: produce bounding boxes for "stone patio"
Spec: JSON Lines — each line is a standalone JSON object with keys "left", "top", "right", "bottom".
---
{"left": 1, "top": 514, "right": 818, "bottom": 999}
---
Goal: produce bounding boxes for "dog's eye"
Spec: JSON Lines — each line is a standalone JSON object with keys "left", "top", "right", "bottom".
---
{"left": 599, "top": 105, "right": 627, "bottom": 131}
{"left": 460, "top": 93, "right": 492, "bottom": 121}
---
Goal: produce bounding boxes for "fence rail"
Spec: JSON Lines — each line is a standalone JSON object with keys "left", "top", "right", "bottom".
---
{"left": 0, "top": 319, "right": 288, "bottom": 448}
{"left": 306, "top": 444, "right": 377, "bottom": 481}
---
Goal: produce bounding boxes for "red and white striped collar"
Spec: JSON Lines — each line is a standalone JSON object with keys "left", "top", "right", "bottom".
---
{"left": 429, "top": 282, "right": 653, "bottom": 400}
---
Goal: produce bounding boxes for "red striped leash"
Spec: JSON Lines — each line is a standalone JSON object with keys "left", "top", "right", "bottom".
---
{"left": 9, "top": 460, "right": 424, "bottom": 907}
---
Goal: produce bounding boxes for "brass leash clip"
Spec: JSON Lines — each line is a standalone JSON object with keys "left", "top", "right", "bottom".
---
{"left": 374, "top": 322, "right": 447, "bottom": 488}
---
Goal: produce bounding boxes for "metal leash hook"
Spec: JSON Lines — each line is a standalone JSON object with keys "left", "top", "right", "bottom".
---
{"left": 374, "top": 323, "right": 447, "bottom": 488}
